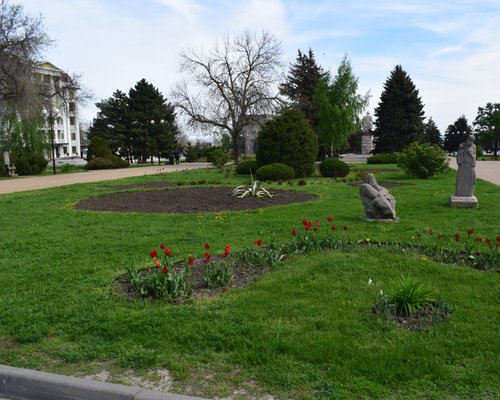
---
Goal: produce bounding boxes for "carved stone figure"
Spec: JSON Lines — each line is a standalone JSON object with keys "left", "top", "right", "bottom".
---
{"left": 361, "top": 111, "right": 373, "bottom": 132}
{"left": 359, "top": 173, "right": 398, "bottom": 221}
{"left": 449, "top": 135, "right": 478, "bottom": 207}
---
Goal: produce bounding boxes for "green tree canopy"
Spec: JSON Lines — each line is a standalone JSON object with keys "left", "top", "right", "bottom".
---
{"left": 443, "top": 115, "right": 472, "bottom": 153}
{"left": 90, "top": 80, "right": 180, "bottom": 163}
{"left": 424, "top": 117, "right": 443, "bottom": 147}
{"left": 279, "top": 48, "right": 327, "bottom": 132}
{"left": 314, "top": 55, "right": 369, "bottom": 155}
{"left": 474, "top": 102, "right": 500, "bottom": 160}
{"left": 373, "top": 65, "right": 425, "bottom": 153}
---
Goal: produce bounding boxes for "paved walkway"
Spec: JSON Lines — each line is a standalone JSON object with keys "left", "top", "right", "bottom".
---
{"left": 0, "top": 163, "right": 211, "bottom": 194}
{"left": 448, "top": 159, "right": 500, "bottom": 186}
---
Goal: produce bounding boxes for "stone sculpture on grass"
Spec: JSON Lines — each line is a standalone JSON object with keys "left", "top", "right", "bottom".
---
{"left": 449, "top": 135, "right": 478, "bottom": 208}
{"left": 359, "top": 173, "right": 398, "bottom": 221}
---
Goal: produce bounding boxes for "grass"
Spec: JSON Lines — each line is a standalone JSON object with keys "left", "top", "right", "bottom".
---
{"left": 0, "top": 164, "right": 499, "bottom": 399}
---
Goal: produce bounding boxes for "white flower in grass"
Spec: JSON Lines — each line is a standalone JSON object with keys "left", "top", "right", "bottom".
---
{"left": 368, "top": 278, "right": 373, "bottom": 286}
{"left": 380, "top": 290, "right": 384, "bottom": 296}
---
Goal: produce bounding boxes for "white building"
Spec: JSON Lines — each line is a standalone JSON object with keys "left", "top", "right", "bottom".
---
{"left": 34, "top": 62, "right": 81, "bottom": 159}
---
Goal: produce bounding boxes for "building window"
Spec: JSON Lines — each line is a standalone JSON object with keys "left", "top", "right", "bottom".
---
{"left": 63, "top": 146, "right": 68, "bottom": 156}
{"left": 58, "top": 130, "right": 63, "bottom": 140}
{"left": 43, "top": 75, "right": 51, "bottom": 84}
{"left": 72, "top": 146, "right": 77, "bottom": 155}
{"left": 69, "top": 102, "right": 76, "bottom": 112}
{"left": 70, "top": 116, "right": 76, "bottom": 126}
{"left": 71, "top": 132, "right": 76, "bottom": 141}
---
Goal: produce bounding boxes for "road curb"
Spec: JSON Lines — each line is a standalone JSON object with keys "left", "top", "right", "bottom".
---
{"left": 0, "top": 365, "right": 207, "bottom": 400}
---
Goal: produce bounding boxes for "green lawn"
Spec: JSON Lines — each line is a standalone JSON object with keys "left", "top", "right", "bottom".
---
{"left": 0, "top": 165, "right": 498, "bottom": 399}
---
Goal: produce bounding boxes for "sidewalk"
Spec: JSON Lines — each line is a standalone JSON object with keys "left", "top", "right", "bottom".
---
{"left": 448, "top": 159, "right": 500, "bottom": 186}
{"left": 0, "top": 163, "right": 211, "bottom": 194}
{"left": 0, "top": 364, "right": 207, "bottom": 400}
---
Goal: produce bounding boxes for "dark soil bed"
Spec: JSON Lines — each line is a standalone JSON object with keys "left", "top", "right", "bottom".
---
{"left": 76, "top": 187, "right": 317, "bottom": 214}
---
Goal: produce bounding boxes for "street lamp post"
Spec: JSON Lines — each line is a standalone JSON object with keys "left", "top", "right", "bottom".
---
{"left": 150, "top": 119, "right": 165, "bottom": 165}
{"left": 42, "top": 107, "right": 61, "bottom": 175}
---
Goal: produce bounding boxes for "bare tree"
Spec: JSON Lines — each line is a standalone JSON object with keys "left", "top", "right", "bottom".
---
{"left": 0, "top": 0, "right": 52, "bottom": 114}
{"left": 172, "top": 31, "right": 283, "bottom": 162}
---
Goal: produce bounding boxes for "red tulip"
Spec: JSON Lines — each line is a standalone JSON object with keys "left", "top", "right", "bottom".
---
{"left": 162, "top": 267, "right": 168, "bottom": 274}
{"left": 476, "top": 237, "right": 483, "bottom": 243}
{"left": 485, "top": 239, "right": 491, "bottom": 244}
{"left": 313, "top": 228, "right": 318, "bottom": 232}
{"left": 315, "top": 221, "right": 321, "bottom": 227}
{"left": 327, "top": 216, "right": 333, "bottom": 222}
{"left": 496, "top": 236, "right": 500, "bottom": 242}
{"left": 165, "top": 249, "right": 171, "bottom": 256}
{"left": 154, "top": 259, "right": 161, "bottom": 267}
{"left": 291, "top": 229, "right": 297, "bottom": 236}
{"left": 187, "top": 257, "right": 195, "bottom": 265}
{"left": 343, "top": 226, "right": 348, "bottom": 231}
{"left": 256, "top": 239, "right": 263, "bottom": 246}
{"left": 467, "top": 228, "right": 475, "bottom": 237}
{"left": 416, "top": 233, "right": 422, "bottom": 238}
{"left": 204, "top": 243, "right": 210, "bottom": 250}
{"left": 454, "top": 233, "right": 460, "bottom": 241}
{"left": 330, "top": 225, "right": 337, "bottom": 230}
{"left": 428, "top": 228, "right": 433, "bottom": 235}
{"left": 225, "top": 245, "right": 231, "bottom": 252}
{"left": 150, "top": 250, "right": 158, "bottom": 258}
{"left": 160, "top": 243, "right": 166, "bottom": 249}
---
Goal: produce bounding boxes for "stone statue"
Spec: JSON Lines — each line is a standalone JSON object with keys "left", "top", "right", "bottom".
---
{"left": 449, "top": 135, "right": 478, "bottom": 207}
{"left": 361, "top": 111, "right": 373, "bottom": 132}
{"left": 359, "top": 173, "right": 398, "bottom": 221}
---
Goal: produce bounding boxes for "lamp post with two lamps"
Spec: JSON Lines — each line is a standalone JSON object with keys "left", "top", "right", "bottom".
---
{"left": 41, "top": 107, "right": 60, "bottom": 175}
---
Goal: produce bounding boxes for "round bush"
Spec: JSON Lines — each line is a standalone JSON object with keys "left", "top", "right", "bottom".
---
{"left": 87, "top": 156, "right": 129, "bottom": 170}
{"left": 367, "top": 153, "right": 399, "bottom": 164}
{"left": 255, "top": 163, "right": 295, "bottom": 181}
{"left": 256, "top": 109, "right": 318, "bottom": 178}
{"left": 319, "top": 158, "right": 350, "bottom": 178}
{"left": 236, "top": 160, "right": 258, "bottom": 175}
{"left": 206, "top": 147, "right": 230, "bottom": 168}
{"left": 87, "top": 136, "right": 112, "bottom": 160}
{"left": 397, "top": 142, "right": 448, "bottom": 179}
{"left": 13, "top": 153, "right": 48, "bottom": 175}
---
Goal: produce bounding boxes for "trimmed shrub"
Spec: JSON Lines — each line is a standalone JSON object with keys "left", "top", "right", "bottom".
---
{"left": 13, "top": 153, "right": 48, "bottom": 175}
{"left": 87, "top": 136, "right": 112, "bottom": 160}
{"left": 256, "top": 109, "right": 318, "bottom": 178}
{"left": 397, "top": 142, "right": 448, "bottom": 179}
{"left": 319, "top": 158, "right": 350, "bottom": 178}
{"left": 236, "top": 160, "right": 258, "bottom": 175}
{"left": 367, "top": 153, "right": 399, "bottom": 164}
{"left": 206, "top": 148, "right": 230, "bottom": 168}
{"left": 255, "top": 163, "right": 295, "bottom": 181}
{"left": 87, "top": 156, "right": 129, "bottom": 170}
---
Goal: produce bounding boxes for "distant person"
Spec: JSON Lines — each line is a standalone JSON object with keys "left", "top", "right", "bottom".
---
{"left": 174, "top": 150, "right": 180, "bottom": 165}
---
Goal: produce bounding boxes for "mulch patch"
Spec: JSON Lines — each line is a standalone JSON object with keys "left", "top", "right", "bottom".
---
{"left": 76, "top": 187, "right": 317, "bottom": 214}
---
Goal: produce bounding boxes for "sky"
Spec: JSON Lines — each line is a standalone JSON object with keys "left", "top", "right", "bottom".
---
{"left": 20, "top": 0, "right": 500, "bottom": 138}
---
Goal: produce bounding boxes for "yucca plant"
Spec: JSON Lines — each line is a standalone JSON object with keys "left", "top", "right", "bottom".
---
{"left": 386, "top": 275, "right": 437, "bottom": 317}
{"left": 231, "top": 171, "right": 273, "bottom": 198}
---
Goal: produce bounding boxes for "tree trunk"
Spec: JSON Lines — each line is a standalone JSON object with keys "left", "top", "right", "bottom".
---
{"left": 232, "top": 132, "right": 241, "bottom": 164}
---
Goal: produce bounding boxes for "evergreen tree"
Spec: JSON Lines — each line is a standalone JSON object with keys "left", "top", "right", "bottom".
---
{"left": 313, "top": 55, "right": 369, "bottom": 155}
{"left": 279, "top": 48, "right": 327, "bottom": 132}
{"left": 443, "top": 115, "right": 472, "bottom": 153}
{"left": 474, "top": 102, "right": 500, "bottom": 160}
{"left": 373, "top": 65, "right": 425, "bottom": 153}
{"left": 89, "top": 90, "right": 132, "bottom": 159}
{"left": 424, "top": 117, "right": 443, "bottom": 147}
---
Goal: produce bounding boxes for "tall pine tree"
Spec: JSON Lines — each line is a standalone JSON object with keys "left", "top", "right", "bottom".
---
{"left": 279, "top": 48, "right": 327, "bottom": 132}
{"left": 128, "top": 79, "right": 179, "bottom": 163}
{"left": 424, "top": 117, "right": 443, "bottom": 147}
{"left": 443, "top": 115, "right": 471, "bottom": 153}
{"left": 373, "top": 65, "right": 425, "bottom": 153}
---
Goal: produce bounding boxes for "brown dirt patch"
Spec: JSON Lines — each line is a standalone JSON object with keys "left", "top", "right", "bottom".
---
{"left": 75, "top": 187, "right": 317, "bottom": 214}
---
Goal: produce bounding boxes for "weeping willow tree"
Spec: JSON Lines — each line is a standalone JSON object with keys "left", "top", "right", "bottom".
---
{"left": 1, "top": 114, "right": 48, "bottom": 160}
{"left": 314, "top": 55, "right": 369, "bottom": 156}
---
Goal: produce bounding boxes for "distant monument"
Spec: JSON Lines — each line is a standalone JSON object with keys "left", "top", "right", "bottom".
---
{"left": 359, "top": 173, "right": 398, "bottom": 221}
{"left": 360, "top": 112, "right": 373, "bottom": 155}
{"left": 449, "top": 135, "right": 478, "bottom": 208}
